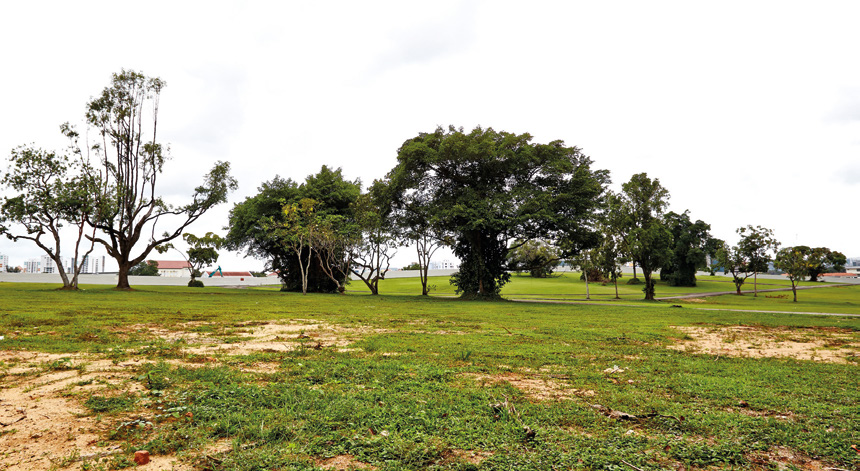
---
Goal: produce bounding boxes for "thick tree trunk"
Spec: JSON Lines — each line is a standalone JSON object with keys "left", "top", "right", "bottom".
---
{"left": 116, "top": 262, "right": 132, "bottom": 290}
{"left": 754, "top": 272, "right": 758, "bottom": 297}
{"left": 633, "top": 262, "right": 637, "bottom": 279}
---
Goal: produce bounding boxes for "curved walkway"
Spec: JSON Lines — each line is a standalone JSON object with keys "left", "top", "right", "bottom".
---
{"left": 654, "top": 283, "right": 851, "bottom": 300}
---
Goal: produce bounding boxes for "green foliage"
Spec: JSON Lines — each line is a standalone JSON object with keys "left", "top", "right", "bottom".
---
{"left": 129, "top": 260, "right": 160, "bottom": 276}
{"left": 0, "top": 145, "right": 98, "bottom": 289}
{"left": 715, "top": 243, "right": 752, "bottom": 294}
{"left": 347, "top": 181, "right": 398, "bottom": 295}
{"left": 805, "top": 247, "right": 847, "bottom": 282}
{"left": 660, "top": 211, "right": 713, "bottom": 287}
{"left": 180, "top": 232, "right": 224, "bottom": 284}
{"left": 82, "top": 69, "right": 237, "bottom": 289}
{"left": 508, "top": 240, "right": 560, "bottom": 278}
{"left": 737, "top": 225, "right": 780, "bottom": 275}
{"left": 85, "top": 394, "right": 138, "bottom": 414}
{"left": 389, "top": 126, "right": 609, "bottom": 298}
{"left": 618, "top": 173, "right": 673, "bottom": 300}
{"left": 402, "top": 262, "right": 421, "bottom": 270}
{"left": 226, "top": 167, "right": 359, "bottom": 293}
{"left": 774, "top": 246, "right": 812, "bottom": 302}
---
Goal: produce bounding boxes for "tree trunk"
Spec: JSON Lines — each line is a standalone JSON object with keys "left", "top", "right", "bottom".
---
{"left": 643, "top": 271, "right": 654, "bottom": 300}
{"left": 754, "top": 271, "right": 758, "bottom": 297}
{"left": 791, "top": 281, "right": 798, "bottom": 302}
{"left": 421, "top": 265, "right": 429, "bottom": 295}
{"left": 614, "top": 275, "right": 619, "bottom": 299}
{"left": 116, "top": 262, "right": 132, "bottom": 290}
{"left": 633, "top": 262, "right": 637, "bottom": 279}
{"left": 584, "top": 260, "right": 590, "bottom": 300}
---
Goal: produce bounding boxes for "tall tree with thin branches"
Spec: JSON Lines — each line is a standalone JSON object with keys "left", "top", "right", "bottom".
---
{"left": 82, "top": 70, "right": 237, "bottom": 289}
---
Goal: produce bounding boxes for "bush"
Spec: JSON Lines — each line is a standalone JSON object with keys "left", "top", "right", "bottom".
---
{"left": 188, "top": 280, "right": 205, "bottom": 288}
{"left": 626, "top": 277, "right": 643, "bottom": 285}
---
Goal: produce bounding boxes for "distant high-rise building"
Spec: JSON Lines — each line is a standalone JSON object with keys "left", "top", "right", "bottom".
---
{"left": 0, "top": 253, "right": 8, "bottom": 271}
{"left": 41, "top": 255, "right": 57, "bottom": 274}
{"left": 81, "top": 255, "right": 91, "bottom": 274}
{"left": 429, "top": 259, "right": 460, "bottom": 270}
{"left": 25, "top": 258, "right": 40, "bottom": 273}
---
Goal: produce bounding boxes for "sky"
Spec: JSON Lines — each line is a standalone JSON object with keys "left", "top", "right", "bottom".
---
{"left": 1, "top": 1, "right": 859, "bottom": 272}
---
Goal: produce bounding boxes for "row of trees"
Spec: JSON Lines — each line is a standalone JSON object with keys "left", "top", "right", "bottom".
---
{"left": 2, "top": 71, "right": 846, "bottom": 300}
{"left": 0, "top": 70, "right": 237, "bottom": 290}
{"left": 227, "top": 126, "right": 846, "bottom": 302}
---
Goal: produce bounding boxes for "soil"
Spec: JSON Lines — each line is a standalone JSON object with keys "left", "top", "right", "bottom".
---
{"left": 0, "top": 351, "right": 190, "bottom": 470}
{"left": 317, "top": 454, "right": 377, "bottom": 470}
{"left": 668, "top": 325, "right": 859, "bottom": 363}
{"left": 463, "top": 372, "right": 595, "bottom": 401}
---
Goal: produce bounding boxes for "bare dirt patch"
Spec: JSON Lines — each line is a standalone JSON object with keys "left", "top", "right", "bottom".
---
{"left": 746, "top": 445, "right": 828, "bottom": 470}
{"left": 0, "top": 351, "right": 147, "bottom": 471}
{"left": 463, "top": 372, "right": 594, "bottom": 401}
{"left": 668, "top": 325, "right": 859, "bottom": 363}
{"left": 182, "top": 320, "right": 387, "bottom": 356}
{"left": 446, "top": 449, "right": 494, "bottom": 465}
{"left": 317, "top": 454, "right": 377, "bottom": 470}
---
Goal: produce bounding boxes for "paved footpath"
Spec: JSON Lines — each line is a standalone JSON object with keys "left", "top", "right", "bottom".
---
{"left": 509, "top": 283, "right": 860, "bottom": 318}
{"left": 655, "top": 283, "right": 851, "bottom": 300}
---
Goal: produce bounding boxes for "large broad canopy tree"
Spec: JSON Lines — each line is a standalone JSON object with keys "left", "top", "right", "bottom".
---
{"left": 226, "top": 166, "right": 360, "bottom": 292}
{"left": 618, "top": 173, "right": 673, "bottom": 300}
{"left": 660, "top": 211, "right": 714, "bottom": 287}
{"left": 79, "top": 70, "right": 237, "bottom": 289}
{"left": 388, "top": 126, "right": 609, "bottom": 299}
{"left": 805, "top": 247, "right": 846, "bottom": 282}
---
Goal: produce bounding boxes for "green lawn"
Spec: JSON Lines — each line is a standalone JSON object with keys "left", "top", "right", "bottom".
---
{"left": 0, "top": 282, "right": 857, "bottom": 470}
{"left": 348, "top": 272, "right": 860, "bottom": 315}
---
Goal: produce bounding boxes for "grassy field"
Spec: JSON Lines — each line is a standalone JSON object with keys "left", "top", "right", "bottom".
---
{"left": 350, "top": 273, "right": 860, "bottom": 315}
{"left": 0, "top": 282, "right": 858, "bottom": 470}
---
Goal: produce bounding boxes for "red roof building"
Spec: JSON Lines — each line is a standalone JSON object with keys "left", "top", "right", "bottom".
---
{"left": 154, "top": 261, "right": 191, "bottom": 270}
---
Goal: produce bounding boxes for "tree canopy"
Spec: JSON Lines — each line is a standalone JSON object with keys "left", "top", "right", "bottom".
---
{"left": 388, "top": 126, "right": 609, "bottom": 298}
{"left": 225, "top": 166, "right": 360, "bottom": 292}
{"left": 0, "top": 145, "right": 97, "bottom": 289}
{"left": 81, "top": 69, "right": 237, "bottom": 289}
{"left": 660, "top": 211, "right": 713, "bottom": 287}
{"left": 618, "top": 173, "right": 673, "bottom": 300}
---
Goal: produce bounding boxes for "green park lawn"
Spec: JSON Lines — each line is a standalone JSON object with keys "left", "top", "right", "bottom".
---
{"left": 349, "top": 272, "right": 859, "bottom": 315}
{"left": 0, "top": 281, "right": 857, "bottom": 470}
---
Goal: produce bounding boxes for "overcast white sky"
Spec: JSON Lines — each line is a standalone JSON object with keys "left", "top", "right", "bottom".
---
{"left": 1, "top": 1, "right": 859, "bottom": 271}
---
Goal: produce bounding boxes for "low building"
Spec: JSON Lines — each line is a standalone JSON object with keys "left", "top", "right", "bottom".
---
{"left": 820, "top": 272, "right": 860, "bottom": 279}
{"left": 153, "top": 260, "right": 192, "bottom": 277}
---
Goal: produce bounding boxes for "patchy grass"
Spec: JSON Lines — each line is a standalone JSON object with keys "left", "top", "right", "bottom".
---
{"left": 348, "top": 272, "right": 860, "bottom": 315}
{"left": 0, "top": 283, "right": 857, "bottom": 470}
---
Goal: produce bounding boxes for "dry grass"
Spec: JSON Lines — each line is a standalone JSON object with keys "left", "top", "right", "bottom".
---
{"left": 668, "top": 325, "right": 859, "bottom": 363}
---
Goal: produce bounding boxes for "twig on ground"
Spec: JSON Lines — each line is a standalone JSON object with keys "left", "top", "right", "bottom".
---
{"left": 1, "top": 412, "right": 26, "bottom": 427}
{"left": 621, "top": 459, "right": 645, "bottom": 471}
